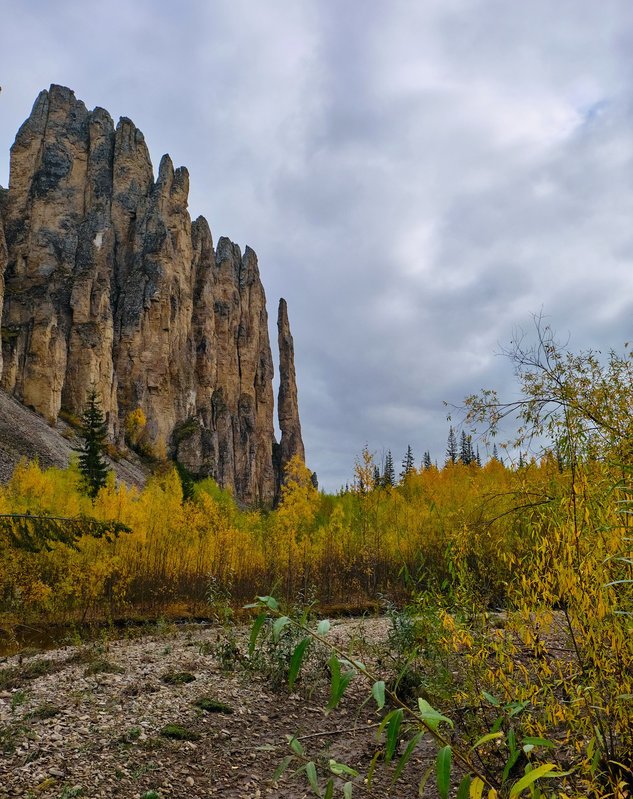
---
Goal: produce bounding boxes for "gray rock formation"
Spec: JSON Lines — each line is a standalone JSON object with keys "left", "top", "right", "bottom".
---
{"left": 0, "top": 205, "right": 6, "bottom": 378}
{"left": 0, "top": 85, "right": 306, "bottom": 505}
{"left": 276, "top": 298, "right": 305, "bottom": 485}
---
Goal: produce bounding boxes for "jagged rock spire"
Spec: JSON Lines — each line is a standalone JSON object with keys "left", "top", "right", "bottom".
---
{"left": 277, "top": 298, "right": 305, "bottom": 482}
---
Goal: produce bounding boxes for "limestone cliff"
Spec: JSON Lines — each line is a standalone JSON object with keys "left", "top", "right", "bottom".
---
{"left": 0, "top": 85, "right": 305, "bottom": 505}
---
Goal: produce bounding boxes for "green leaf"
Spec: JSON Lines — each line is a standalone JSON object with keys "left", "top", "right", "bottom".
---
{"left": 391, "top": 732, "right": 423, "bottom": 784}
{"left": 328, "top": 654, "right": 340, "bottom": 697}
{"left": 371, "top": 680, "right": 386, "bottom": 710}
{"left": 343, "top": 782, "right": 353, "bottom": 799}
{"left": 502, "top": 749, "right": 521, "bottom": 783}
{"left": 367, "top": 750, "right": 380, "bottom": 788}
{"left": 324, "top": 779, "right": 334, "bottom": 799}
{"left": 456, "top": 774, "right": 472, "bottom": 799}
{"left": 520, "top": 736, "right": 555, "bottom": 749}
{"left": 257, "top": 595, "right": 279, "bottom": 611}
{"left": 288, "top": 638, "right": 310, "bottom": 691}
{"left": 491, "top": 716, "right": 504, "bottom": 733}
{"left": 326, "top": 655, "right": 354, "bottom": 710}
{"left": 509, "top": 764, "right": 555, "bottom": 797}
{"left": 482, "top": 691, "right": 500, "bottom": 707}
{"left": 273, "top": 616, "right": 291, "bottom": 642}
{"left": 248, "top": 612, "right": 267, "bottom": 656}
{"left": 385, "top": 709, "right": 404, "bottom": 763}
{"left": 436, "top": 745, "right": 452, "bottom": 799}
{"left": 418, "top": 698, "right": 454, "bottom": 731}
{"left": 306, "top": 761, "right": 320, "bottom": 795}
{"left": 272, "top": 755, "right": 294, "bottom": 781}
{"left": 472, "top": 731, "right": 504, "bottom": 750}
{"left": 288, "top": 735, "right": 304, "bottom": 755}
{"left": 507, "top": 700, "right": 529, "bottom": 718}
{"left": 418, "top": 764, "right": 434, "bottom": 796}
{"left": 317, "top": 619, "right": 330, "bottom": 635}
{"left": 328, "top": 760, "right": 359, "bottom": 778}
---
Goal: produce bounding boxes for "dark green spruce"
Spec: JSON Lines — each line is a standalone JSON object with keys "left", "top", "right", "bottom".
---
{"left": 77, "top": 388, "right": 110, "bottom": 498}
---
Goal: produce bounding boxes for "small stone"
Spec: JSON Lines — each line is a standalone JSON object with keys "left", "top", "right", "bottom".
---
{"left": 186, "top": 777, "right": 194, "bottom": 787}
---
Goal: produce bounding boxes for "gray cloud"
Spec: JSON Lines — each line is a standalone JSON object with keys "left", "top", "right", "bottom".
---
{"left": 1, "top": 0, "right": 632, "bottom": 489}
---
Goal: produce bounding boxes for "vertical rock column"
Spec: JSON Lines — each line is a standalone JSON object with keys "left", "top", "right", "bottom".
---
{"left": 1, "top": 86, "right": 92, "bottom": 421}
{"left": 276, "top": 298, "right": 305, "bottom": 484}
{"left": 0, "top": 209, "right": 6, "bottom": 379}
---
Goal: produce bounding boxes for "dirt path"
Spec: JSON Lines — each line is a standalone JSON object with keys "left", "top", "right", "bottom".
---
{"left": 0, "top": 619, "right": 441, "bottom": 798}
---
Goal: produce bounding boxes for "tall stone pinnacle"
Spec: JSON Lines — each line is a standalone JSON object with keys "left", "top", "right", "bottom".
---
{"left": 277, "top": 298, "right": 305, "bottom": 480}
{"left": 0, "top": 207, "right": 6, "bottom": 379}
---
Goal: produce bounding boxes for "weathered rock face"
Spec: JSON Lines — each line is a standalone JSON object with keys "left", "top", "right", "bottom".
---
{"left": 0, "top": 85, "right": 306, "bottom": 505}
{"left": 0, "top": 203, "right": 6, "bottom": 378}
{"left": 276, "top": 298, "right": 305, "bottom": 486}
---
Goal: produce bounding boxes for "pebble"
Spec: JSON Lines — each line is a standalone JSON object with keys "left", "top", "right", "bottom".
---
{"left": 48, "top": 767, "right": 65, "bottom": 777}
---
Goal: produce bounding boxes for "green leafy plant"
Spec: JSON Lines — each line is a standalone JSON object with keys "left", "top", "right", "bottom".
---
{"left": 247, "top": 595, "right": 569, "bottom": 798}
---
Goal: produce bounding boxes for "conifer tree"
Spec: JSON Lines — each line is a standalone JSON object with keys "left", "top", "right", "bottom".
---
{"left": 475, "top": 445, "right": 482, "bottom": 467}
{"left": 383, "top": 450, "right": 395, "bottom": 487}
{"left": 459, "top": 430, "right": 474, "bottom": 465}
{"left": 77, "top": 387, "right": 110, "bottom": 499}
{"left": 445, "top": 426, "right": 458, "bottom": 466}
{"left": 423, "top": 450, "right": 432, "bottom": 470}
{"left": 400, "top": 445, "right": 415, "bottom": 480}
{"left": 492, "top": 443, "right": 500, "bottom": 461}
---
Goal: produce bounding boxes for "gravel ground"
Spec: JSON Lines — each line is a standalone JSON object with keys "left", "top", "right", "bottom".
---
{"left": 0, "top": 619, "right": 440, "bottom": 799}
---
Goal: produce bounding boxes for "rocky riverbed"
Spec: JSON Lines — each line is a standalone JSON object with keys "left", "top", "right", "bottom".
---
{"left": 0, "top": 618, "right": 437, "bottom": 799}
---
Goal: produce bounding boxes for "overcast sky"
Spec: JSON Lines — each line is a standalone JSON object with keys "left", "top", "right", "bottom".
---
{"left": 1, "top": 1, "right": 632, "bottom": 490}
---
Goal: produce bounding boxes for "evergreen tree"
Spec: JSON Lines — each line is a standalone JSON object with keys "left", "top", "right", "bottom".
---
{"left": 383, "top": 450, "right": 395, "bottom": 487}
{"left": 445, "top": 426, "right": 458, "bottom": 466}
{"left": 475, "top": 445, "right": 482, "bottom": 467}
{"left": 373, "top": 465, "right": 381, "bottom": 488}
{"left": 77, "top": 388, "right": 110, "bottom": 499}
{"left": 400, "top": 445, "right": 415, "bottom": 480}
{"left": 423, "top": 450, "right": 432, "bottom": 470}
{"left": 492, "top": 443, "right": 500, "bottom": 461}
{"left": 459, "top": 431, "right": 474, "bottom": 465}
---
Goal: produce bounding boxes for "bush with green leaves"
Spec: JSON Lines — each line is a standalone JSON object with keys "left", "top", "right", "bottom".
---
{"left": 247, "top": 595, "right": 573, "bottom": 799}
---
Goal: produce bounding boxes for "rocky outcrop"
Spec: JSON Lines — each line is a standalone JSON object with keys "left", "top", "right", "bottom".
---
{"left": 276, "top": 298, "right": 305, "bottom": 485}
{"left": 0, "top": 204, "right": 6, "bottom": 378}
{"left": 0, "top": 85, "right": 305, "bottom": 505}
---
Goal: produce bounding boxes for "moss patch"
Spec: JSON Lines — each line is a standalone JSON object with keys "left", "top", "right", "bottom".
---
{"left": 161, "top": 671, "right": 196, "bottom": 685}
{"left": 194, "top": 696, "right": 233, "bottom": 714}
{"left": 159, "top": 723, "right": 200, "bottom": 741}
